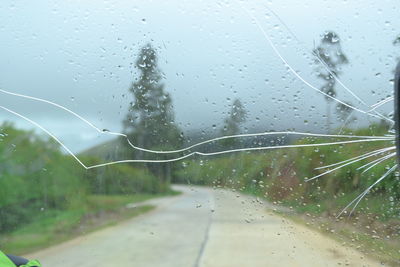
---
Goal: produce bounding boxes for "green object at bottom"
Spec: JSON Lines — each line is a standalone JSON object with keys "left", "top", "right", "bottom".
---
{"left": 0, "top": 251, "right": 17, "bottom": 267}
{"left": 0, "top": 251, "right": 41, "bottom": 267}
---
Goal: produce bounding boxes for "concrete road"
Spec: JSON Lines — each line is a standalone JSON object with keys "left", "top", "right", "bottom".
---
{"left": 27, "top": 186, "right": 380, "bottom": 267}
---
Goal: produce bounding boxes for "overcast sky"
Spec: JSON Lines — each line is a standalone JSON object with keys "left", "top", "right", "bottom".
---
{"left": 0, "top": 0, "right": 398, "bottom": 153}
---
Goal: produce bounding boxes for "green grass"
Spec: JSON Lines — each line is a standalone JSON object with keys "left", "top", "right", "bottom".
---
{"left": 277, "top": 190, "right": 399, "bottom": 220}
{"left": 0, "top": 192, "right": 180, "bottom": 255}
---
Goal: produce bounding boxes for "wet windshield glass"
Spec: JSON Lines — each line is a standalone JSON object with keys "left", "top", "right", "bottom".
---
{"left": 0, "top": 0, "right": 399, "bottom": 266}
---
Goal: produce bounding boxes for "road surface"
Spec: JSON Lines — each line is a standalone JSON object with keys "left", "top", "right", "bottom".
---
{"left": 26, "top": 185, "right": 380, "bottom": 267}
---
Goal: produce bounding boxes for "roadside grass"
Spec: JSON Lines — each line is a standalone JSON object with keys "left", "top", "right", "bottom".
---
{"left": 276, "top": 190, "right": 398, "bottom": 219}
{"left": 1, "top": 191, "right": 180, "bottom": 255}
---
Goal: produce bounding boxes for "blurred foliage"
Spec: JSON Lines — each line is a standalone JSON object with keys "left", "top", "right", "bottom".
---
{"left": 0, "top": 122, "right": 167, "bottom": 234}
{"left": 82, "top": 157, "right": 166, "bottom": 195}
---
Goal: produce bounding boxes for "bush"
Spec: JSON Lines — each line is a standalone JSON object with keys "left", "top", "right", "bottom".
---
{"left": 82, "top": 159, "right": 164, "bottom": 195}
{"left": 0, "top": 123, "right": 87, "bottom": 232}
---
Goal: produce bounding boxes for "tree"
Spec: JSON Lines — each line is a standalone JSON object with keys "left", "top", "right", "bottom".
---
{"left": 220, "top": 98, "right": 247, "bottom": 148}
{"left": 123, "top": 43, "right": 183, "bottom": 185}
{"left": 313, "top": 31, "right": 348, "bottom": 132}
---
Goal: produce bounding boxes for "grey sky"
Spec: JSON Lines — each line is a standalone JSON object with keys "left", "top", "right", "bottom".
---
{"left": 0, "top": 0, "right": 398, "bottom": 152}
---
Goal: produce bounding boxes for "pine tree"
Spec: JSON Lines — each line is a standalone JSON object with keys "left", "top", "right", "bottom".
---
{"left": 124, "top": 43, "right": 183, "bottom": 185}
